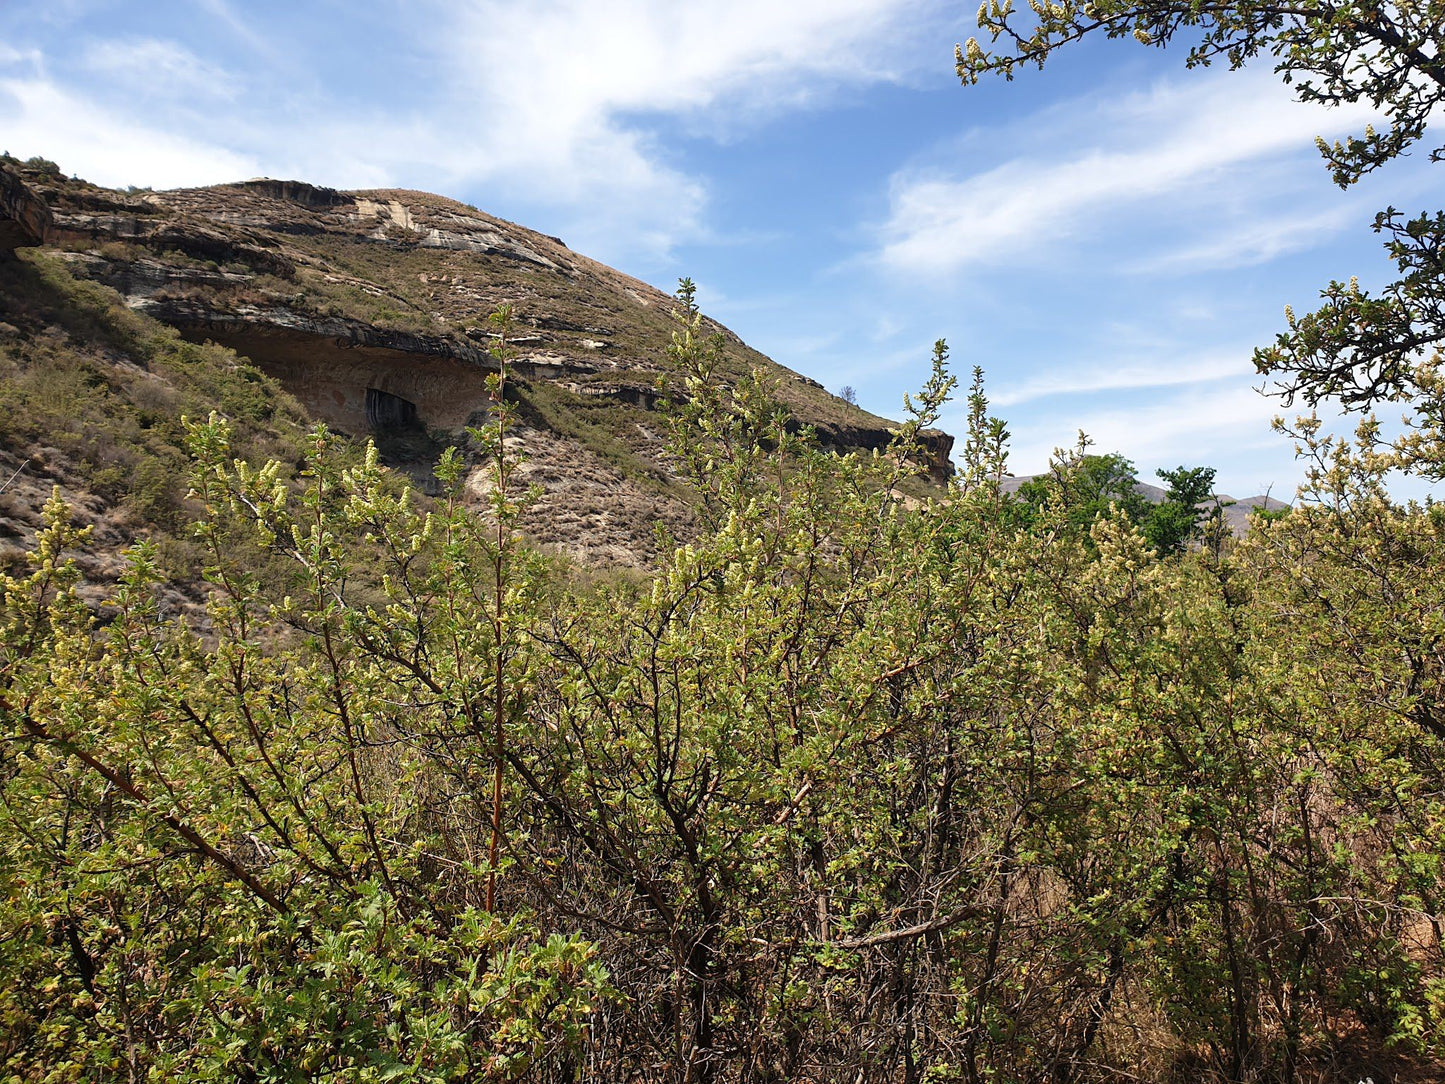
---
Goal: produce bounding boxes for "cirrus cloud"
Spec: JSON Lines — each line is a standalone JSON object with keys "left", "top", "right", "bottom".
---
{"left": 875, "top": 69, "right": 1383, "bottom": 276}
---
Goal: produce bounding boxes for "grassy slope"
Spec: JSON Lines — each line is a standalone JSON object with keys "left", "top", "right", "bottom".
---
{"left": 0, "top": 249, "right": 312, "bottom": 595}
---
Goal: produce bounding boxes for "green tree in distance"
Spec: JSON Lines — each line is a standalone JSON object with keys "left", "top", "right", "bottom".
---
{"left": 1016, "top": 447, "right": 1148, "bottom": 535}
{"left": 1015, "top": 451, "right": 1231, "bottom": 555}
{"left": 1144, "top": 464, "right": 1225, "bottom": 555}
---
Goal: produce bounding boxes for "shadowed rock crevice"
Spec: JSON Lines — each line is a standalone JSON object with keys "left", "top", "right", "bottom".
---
{"left": 365, "top": 387, "right": 419, "bottom": 431}
{"left": 157, "top": 313, "right": 490, "bottom": 434}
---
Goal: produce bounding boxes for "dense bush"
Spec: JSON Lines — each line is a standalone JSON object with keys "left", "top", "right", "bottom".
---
{"left": 2, "top": 285, "right": 1442, "bottom": 1082}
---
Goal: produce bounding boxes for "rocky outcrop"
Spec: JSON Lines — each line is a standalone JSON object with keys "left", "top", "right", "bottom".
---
{"left": 139, "top": 299, "right": 493, "bottom": 365}
{"left": 132, "top": 299, "right": 497, "bottom": 432}
{"left": 58, "top": 251, "right": 253, "bottom": 297}
{"left": 48, "top": 212, "right": 294, "bottom": 278}
{"left": 418, "top": 225, "right": 561, "bottom": 271}
{"left": 812, "top": 420, "right": 955, "bottom": 483}
{"left": 0, "top": 165, "right": 51, "bottom": 251}
{"left": 232, "top": 178, "right": 354, "bottom": 210}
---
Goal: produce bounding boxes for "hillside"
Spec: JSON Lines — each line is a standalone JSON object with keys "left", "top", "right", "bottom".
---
{"left": 0, "top": 158, "right": 952, "bottom": 568}
{"left": 0, "top": 192, "right": 313, "bottom": 612}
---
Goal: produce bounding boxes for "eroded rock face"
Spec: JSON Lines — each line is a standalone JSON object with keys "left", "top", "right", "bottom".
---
{"left": 812, "top": 420, "right": 955, "bottom": 484}
{"left": 231, "top": 178, "right": 354, "bottom": 210}
{"left": 137, "top": 299, "right": 498, "bottom": 432}
{"left": 0, "top": 166, "right": 51, "bottom": 251}
{"left": 125, "top": 298, "right": 619, "bottom": 435}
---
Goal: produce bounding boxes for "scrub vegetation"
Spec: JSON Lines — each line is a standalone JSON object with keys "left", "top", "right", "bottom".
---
{"left": 2, "top": 280, "right": 1443, "bottom": 1082}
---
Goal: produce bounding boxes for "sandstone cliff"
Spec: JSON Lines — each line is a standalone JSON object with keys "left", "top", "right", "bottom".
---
{"left": 0, "top": 166, "right": 51, "bottom": 251}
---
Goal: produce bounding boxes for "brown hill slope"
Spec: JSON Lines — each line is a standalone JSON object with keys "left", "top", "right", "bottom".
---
{"left": 1, "top": 159, "right": 952, "bottom": 567}
{"left": 0, "top": 226, "right": 312, "bottom": 614}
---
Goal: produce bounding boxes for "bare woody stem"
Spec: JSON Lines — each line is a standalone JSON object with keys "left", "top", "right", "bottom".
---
{"left": 14, "top": 705, "right": 290, "bottom": 916}
{"left": 487, "top": 316, "right": 508, "bottom": 915}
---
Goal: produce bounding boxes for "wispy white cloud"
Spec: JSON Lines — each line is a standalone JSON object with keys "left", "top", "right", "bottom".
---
{"left": 0, "top": 44, "right": 42, "bottom": 67}
{"left": 991, "top": 351, "right": 1253, "bottom": 407}
{"left": 80, "top": 37, "right": 239, "bottom": 100}
{"left": 419, "top": 0, "right": 941, "bottom": 255}
{"left": 450, "top": 0, "right": 935, "bottom": 117}
{"left": 875, "top": 69, "right": 1382, "bottom": 276}
{"left": 0, "top": 75, "right": 260, "bottom": 187}
{"left": 193, "top": 0, "right": 292, "bottom": 66}
{"left": 1128, "top": 204, "right": 1363, "bottom": 274}
{"left": 1001, "top": 383, "right": 1284, "bottom": 477}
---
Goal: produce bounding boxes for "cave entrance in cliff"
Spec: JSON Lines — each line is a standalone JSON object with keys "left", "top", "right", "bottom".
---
{"left": 365, "top": 387, "right": 419, "bottom": 431}
{"left": 364, "top": 386, "right": 446, "bottom": 493}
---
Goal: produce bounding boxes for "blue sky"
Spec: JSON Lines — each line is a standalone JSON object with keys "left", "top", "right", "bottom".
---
{"left": 2, "top": 0, "right": 1435, "bottom": 498}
